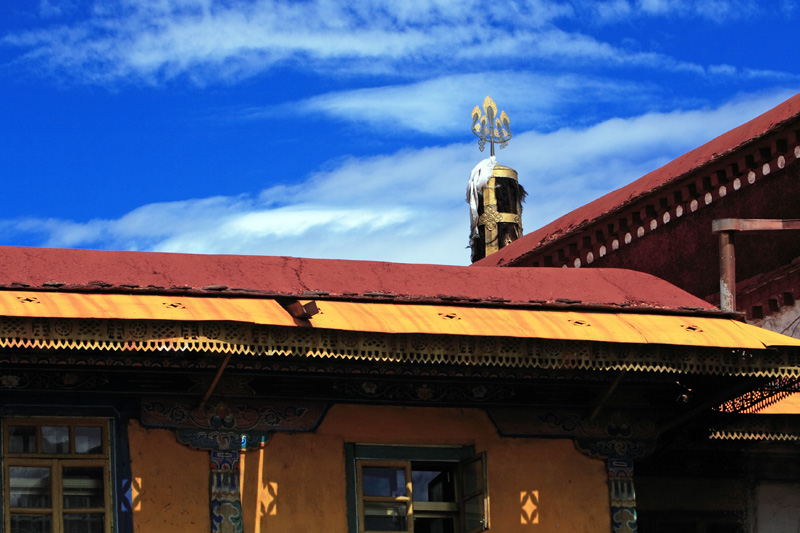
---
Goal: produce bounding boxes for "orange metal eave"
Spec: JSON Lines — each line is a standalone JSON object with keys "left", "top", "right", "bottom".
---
{"left": 1, "top": 291, "right": 799, "bottom": 350}
{"left": 0, "top": 291, "right": 297, "bottom": 326}
{"left": 310, "top": 301, "right": 800, "bottom": 349}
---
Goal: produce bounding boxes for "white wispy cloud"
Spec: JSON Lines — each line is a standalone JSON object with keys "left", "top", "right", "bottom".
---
{"left": 3, "top": 89, "right": 795, "bottom": 264}
{"left": 637, "top": 0, "right": 758, "bottom": 19}
{"left": 248, "top": 66, "right": 800, "bottom": 137}
{"left": 585, "top": 0, "right": 760, "bottom": 21}
{"left": 3, "top": 0, "right": 787, "bottom": 85}
{"left": 269, "top": 72, "right": 655, "bottom": 135}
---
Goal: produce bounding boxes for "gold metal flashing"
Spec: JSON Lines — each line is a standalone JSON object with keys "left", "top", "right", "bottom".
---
{"left": 0, "top": 291, "right": 799, "bottom": 350}
{"left": 0, "top": 316, "right": 798, "bottom": 377}
{"left": 710, "top": 431, "right": 800, "bottom": 441}
{"left": 490, "top": 165, "right": 518, "bottom": 179}
{"left": 0, "top": 291, "right": 295, "bottom": 325}
{"left": 0, "top": 291, "right": 800, "bottom": 376}
{"left": 710, "top": 414, "right": 800, "bottom": 441}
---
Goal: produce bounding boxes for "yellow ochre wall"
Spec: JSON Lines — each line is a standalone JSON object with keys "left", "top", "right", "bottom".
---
{"left": 128, "top": 404, "right": 609, "bottom": 532}
{"left": 128, "top": 421, "right": 210, "bottom": 532}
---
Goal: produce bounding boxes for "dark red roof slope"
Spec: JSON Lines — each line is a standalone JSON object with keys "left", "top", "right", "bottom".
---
{"left": 0, "top": 246, "right": 714, "bottom": 312}
{"left": 476, "top": 92, "right": 800, "bottom": 267}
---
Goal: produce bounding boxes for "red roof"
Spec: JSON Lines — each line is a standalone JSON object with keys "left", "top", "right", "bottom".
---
{"left": 0, "top": 245, "right": 714, "bottom": 312}
{"left": 476, "top": 92, "right": 800, "bottom": 267}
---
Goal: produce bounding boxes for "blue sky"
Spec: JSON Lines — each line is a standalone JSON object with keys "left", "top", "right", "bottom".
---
{"left": 1, "top": 0, "right": 799, "bottom": 265}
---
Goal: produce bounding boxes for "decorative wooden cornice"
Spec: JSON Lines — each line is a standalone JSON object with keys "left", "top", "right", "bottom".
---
{"left": 710, "top": 413, "right": 800, "bottom": 441}
{"left": 141, "top": 398, "right": 328, "bottom": 441}
{"left": 520, "top": 131, "right": 800, "bottom": 270}
{"left": 0, "top": 316, "right": 799, "bottom": 377}
{"left": 717, "top": 376, "right": 800, "bottom": 413}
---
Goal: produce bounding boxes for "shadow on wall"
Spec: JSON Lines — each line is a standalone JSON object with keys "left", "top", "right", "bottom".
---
{"left": 241, "top": 443, "right": 278, "bottom": 533}
{"left": 239, "top": 443, "right": 544, "bottom": 532}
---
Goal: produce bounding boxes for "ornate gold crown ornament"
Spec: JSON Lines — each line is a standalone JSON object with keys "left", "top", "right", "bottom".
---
{"left": 471, "top": 95, "right": 512, "bottom": 156}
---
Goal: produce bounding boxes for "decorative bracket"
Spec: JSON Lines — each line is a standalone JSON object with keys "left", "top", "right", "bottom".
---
{"left": 487, "top": 407, "right": 654, "bottom": 533}
{"left": 141, "top": 398, "right": 328, "bottom": 533}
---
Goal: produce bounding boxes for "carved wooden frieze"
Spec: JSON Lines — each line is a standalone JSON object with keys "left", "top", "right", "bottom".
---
{"left": 141, "top": 398, "right": 329, "bottom": 437}
{"left": 487, "top": 407, "right": 658, "bottom": 443}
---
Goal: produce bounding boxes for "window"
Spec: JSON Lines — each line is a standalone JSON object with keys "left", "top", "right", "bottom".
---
{"left": 346, "top": 445, "right": 488, "bottom": 533}
{"left": 3, "top": 417, "right": 112, "bottom": 533}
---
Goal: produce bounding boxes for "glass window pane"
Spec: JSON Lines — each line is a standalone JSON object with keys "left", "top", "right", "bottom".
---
{"left": 63, "top": 467, "right": 104, "bottom": 509}
{"left": 364, "top": 502, "right": 409, "bottom": 531}
{"left": 363, "top": 467, "right": 406, "bottom": 497}
{"left": 75, "top": 427, "right": 103, "bottom": 454}
{"left": 9, "top": 425, "right": 37, "bottom": 453}
{"left": 414, "top": 516, "right": 456, "bottom": 533}
{"left": 412, "top": 468, "right": 456, "bottom": 502}
{"left": 64, "top": 513, "right": 105, "bottom": 533}
{"left": 462, "top": 458, "right": 484, "bottom": 496}
{"left": 11, "top": 514, "right": 52, "bottom": 533}
{"left": 463, "top": 494, "right": 485, "bottom": 532}
{"left": 42, "top": 426, "right": 69, "bottom": 453}
{"left": 9, "top": 466, "right": 52, "bottom": 508}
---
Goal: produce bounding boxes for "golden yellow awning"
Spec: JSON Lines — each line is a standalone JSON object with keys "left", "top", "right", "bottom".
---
{"left": 0, "top": 291, "right": 296, "bottom": 326}
{"left": 0, "top": 290, "right": 798, "bottom": 350}
{"left": 308, "top": 300, "right": 800, "bottom": 349}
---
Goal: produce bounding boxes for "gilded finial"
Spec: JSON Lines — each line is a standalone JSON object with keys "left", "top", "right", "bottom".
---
{"left": 471, "top": 95, "right": 511, "bottom": 157}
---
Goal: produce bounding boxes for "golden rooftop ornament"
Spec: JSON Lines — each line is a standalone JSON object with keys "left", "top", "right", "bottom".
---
{"left": 467, "top": 96, "right": 523, "bottom": 263}
{"left": 471, "top": 95, "right": 512, "bottom": 156}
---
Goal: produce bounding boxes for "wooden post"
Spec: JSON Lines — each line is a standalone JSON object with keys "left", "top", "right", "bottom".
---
{"left": 608, "top": 459, "right": 637, "bottom": 533}
{"left": 719, "top": 230, "right": 736, "bottom": 313}
{"left": 711, "top": 218, "right": 800, "bottom": 313}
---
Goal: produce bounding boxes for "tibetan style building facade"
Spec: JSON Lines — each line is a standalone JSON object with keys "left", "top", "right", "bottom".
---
{"left": 475, "top": 92, "right": 800, "bottom": 532}
{"left": 6, "top": 93, "right": 800, "bottom": 533}
{"left": 1, "top": 247, "right": 800, "bottom": 533}
{"left": 475, "top": 93, "right": 800, "bottom": 332}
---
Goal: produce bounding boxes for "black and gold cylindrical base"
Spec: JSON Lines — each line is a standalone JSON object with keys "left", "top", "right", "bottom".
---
{"left": 470, "top": 165, "right": 524, "bottom": 263}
